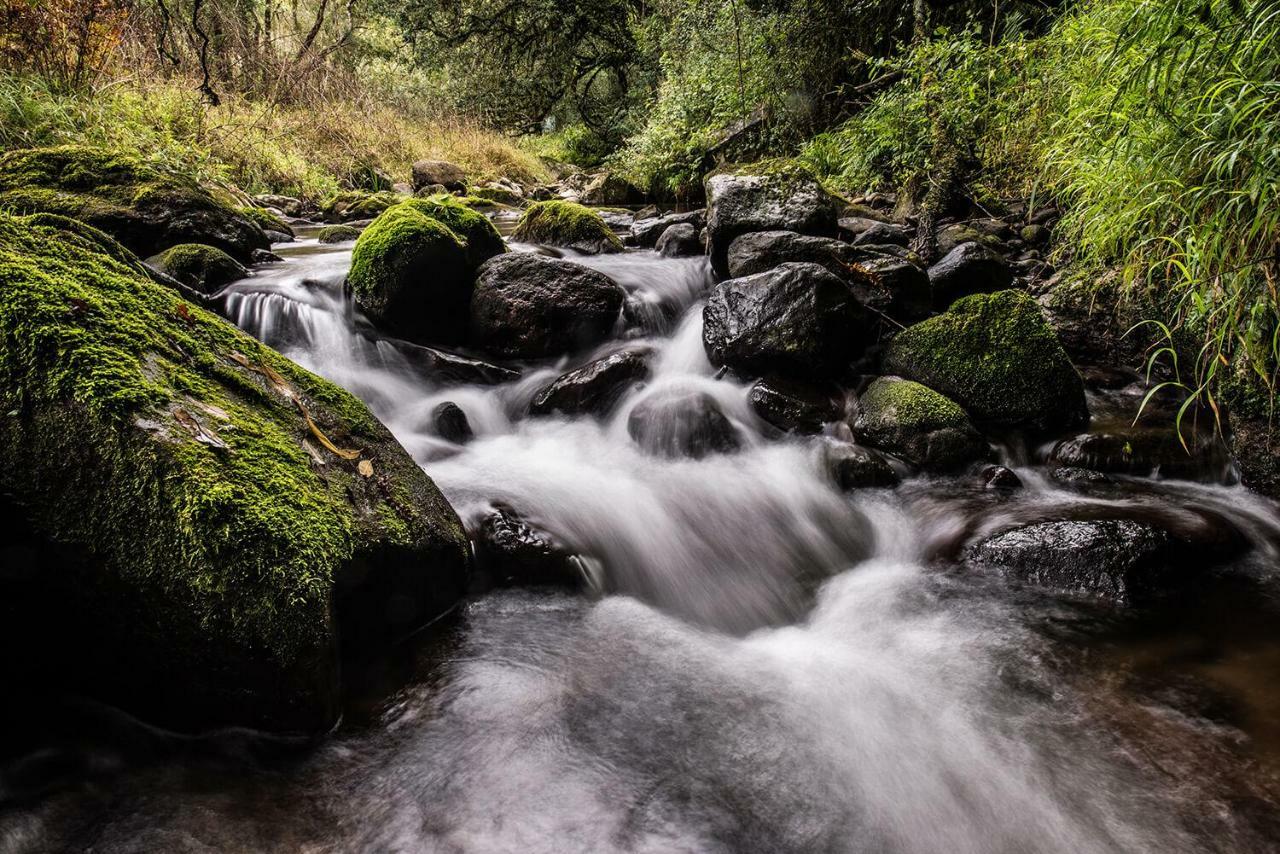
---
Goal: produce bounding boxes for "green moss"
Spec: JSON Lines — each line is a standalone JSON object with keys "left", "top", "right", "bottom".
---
{"left": 240, "top": 206, "right": 294, "bottom": 237}
{"left": 469, "top": 185, "right": 523, "bottom": 206}
{"left": 0, "top": 145, "right": 266, "bottom": 260}
{"left": 859, "top": 377, "right": 969, "bottom": 431}
{"left": 400, "top": 195, "right": 506, "bottom": 261}
{"left": 347, "top": 203, "right": 465, "bottom": 301}
{"left": 319, "top": 190, "right": 403, "bottom": 222}
{"left": 513, "top": 200, "right": 623, "bottom": 253}
{"left": 0, "top": 210, "right": 461, "bottom": 675}
{"left": 156, "top": 243, "right": 247, "bottom": 292}
{"left": 316, "top": 224, "right": 362, "bottom": 244}
{"left": 883, "top": 289, "right": 1087, "bottom": 432}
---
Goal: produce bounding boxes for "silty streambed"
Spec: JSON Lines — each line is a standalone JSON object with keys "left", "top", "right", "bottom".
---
{"left": 3, "top": 223, "right": 1280, "bottom": 853}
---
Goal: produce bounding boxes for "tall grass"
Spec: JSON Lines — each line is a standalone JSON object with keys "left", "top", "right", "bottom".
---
{"left": 0, "top": 71, "right": 548, "bottom": 199}
{"left": 1046, "top": 0, "right": 1280, "bottom": 421}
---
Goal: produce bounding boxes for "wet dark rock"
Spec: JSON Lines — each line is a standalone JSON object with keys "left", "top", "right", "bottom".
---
{"left": 825, "top": 442, "right": 900, "bottom": 489}
{"left": 1050, "top": 466, "right": 1111, "bottom": 485}
{"left": 928, "top": 243, "right": 1014, "bottom": 308}
{"left": 704, "top": 168, "right": 838, "bottom": 276}
{"left": 841, "top": 217, "right": 909, "bottom": 247}
{"left": 411, "top": 159, "right": 467, "bottom": 192}
{"left": 264, "top": 229, "right": 293, "bottom": 244}
{"left": 703, "top": 262, "right": 869, "bottom": 380}
{"left": 884, "top": 289, "right": 1088, "bottom": 433}
{"left": 852, "top": 377, "right": 988, "bottom": 470}
{"left": 392, "top": 341, "right": 519, "bottom": 386}
{"left": 580, "top": 171, "right": 643, "bottom": 206}
{"left": 627, "top": 390, "right": 741, "bottom": 459}
{"left": 726, "top": 230, "right": 861, "bottom": 279}
{"left": 981, "top": 465, "right": 1022, "bottom": 490}
{"left": 935, "top": 224, "right": 1002, "bottom": 256}
{"left": 656, "top": 222, "right": 702, "bottom": 257}
{"left": 963, "top": 515, "right": 1241, "bottom": 603}
{"left": 848, "top": 256, "right": 932, "bottom": 326}
{"left": 632, "top": 212, "right": 704, "bottom": 247}
{"left": 475, "top": 504, "right": 584, "bottom": 587}
{"left": 470, "top": 253, "right": 625, "bottom": 358}
{"left": 1021, "top": 224, "right": 1049, "bottom": 245}
{"left": 1037, "top": 275, "right": 1153, "bottom": 369}
{"left": 433, "top": 402, "right": 474, "bottom": 444}
{"left": 1049, "top": 428, "right": 1233, "bottom": 483}
{"left": 748, "top": 376, "right": 844, "bottom": 434}
{"left": 250, "top": 248, "right": 283, "bottom": 264}
{"left": 531, "top": 349, "right": 651, "bottom": 418}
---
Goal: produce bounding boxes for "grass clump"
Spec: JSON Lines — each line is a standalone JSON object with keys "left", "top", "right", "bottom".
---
{"left": 513, "top": 200, "right": 623, "bottom": 253}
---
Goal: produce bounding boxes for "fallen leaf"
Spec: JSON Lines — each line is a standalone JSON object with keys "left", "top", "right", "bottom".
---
{"left": 357, "top": 459, "right": 374, "bottom": 477}
{"left": 175, "top": 303, "right": 196, "bottom": 326}
{"left": 295, "top": 398, "right": 360, "bottom": 460}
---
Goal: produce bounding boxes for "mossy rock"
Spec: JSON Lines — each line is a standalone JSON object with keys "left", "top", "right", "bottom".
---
{"left": 0, "top": 212, "right": 469, "bottom": 733}
{"left": 512, "top": 200, "right": 623, "bottom": 254}
{"left": 319, "top": 190, "right": 404, "bottom": 223}
{"left": 240, "top": 206, "right": 294, "bottom": 237}
{"left": 883, "top": 289, "right": 1088, "bottom": 434}
{"left": 0, "top": 145, "right": 269, "bottom": 262}
{"left": 317, "top": 224, "right": 362, "bottom": 244}
{"left": 348, "top": 198, "right": 505, "bottom": 345}
{"left": 470, "top": 185, "right": 524, "bottom": 206}
{"left": 154, "top": 243, "right": 248, "bottom": 294}
{"left": 853, "top": 377, "right": 988, "bottom": 470}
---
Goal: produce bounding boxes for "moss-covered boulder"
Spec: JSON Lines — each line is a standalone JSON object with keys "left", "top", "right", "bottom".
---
{"left": 317, "top": 224, "right": 362, "bottom": 244}
{"left": 153, "top": 243, "right": 248, "bottom": 294}
{"left": 852, "top": 377, "right": 988, "bottom": 470}
{"left": 0, "top": 212, "right": 469, "bottom": 734}
{"left": 0, "top": 145, "right": 269, "bottom": 262}
{"left": 347, "top": 197, "right": 505, "bottom": 345}
{"left": 319, "top": 190, "right": 404, "bottom": 223}
{"left": 512, "top": 200, "right": 623, "bottom": 254}
{"left": 240, "top": 206, "right": 295, "bottom": 238}
{"left": 884, "top": 290, "right": 1088, "bottom": 434}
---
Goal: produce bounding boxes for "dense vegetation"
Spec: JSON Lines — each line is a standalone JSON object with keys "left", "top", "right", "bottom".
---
{"left": 1, "top": 0, "right": 1275, "bottom": 422}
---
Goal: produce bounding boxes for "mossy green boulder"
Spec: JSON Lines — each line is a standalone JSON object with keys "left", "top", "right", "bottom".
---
{"left": 317, "top": 224, "right": 362, "bottom": 244}
{"left": 0, "top": 212, "right": 469, "bottom": 733}
{"left": 512, "top": 200, "right": 623, "bottom": 254}
{"left": 319, "top": 190, "right": 404, "bottom": 223}
{"left": 240, "top": 206, "right": 295, "bottom": 238}
{"left": 883, "top": 289, "right": 1088, "bottom": 433}
{"left": 0, "top": 145, "right": 269, "bottom": 262}
{"left": 348, "top": 197, "right": 505, "bottom": 345}
{"left": 852, "top": 377, "right": 988, "bottom": 470}
{"left": 154, "top": 243, "right": 248, "bottom": 294}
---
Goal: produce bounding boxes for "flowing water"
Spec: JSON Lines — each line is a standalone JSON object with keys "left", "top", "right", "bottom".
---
{"left": 4, "top": 225, "right": 1280, "bottom": 853}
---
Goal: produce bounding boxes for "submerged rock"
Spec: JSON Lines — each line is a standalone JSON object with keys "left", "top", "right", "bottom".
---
{"left": 1049, "top": 428, "right": 1232, "bottom": 483}
{"left": 474, "top": 504, "right": 584, "bottom": 587}
{"left": 980, "top": 465, "right": 1023, "bottom": 490}
{"left": 433, "top": 401, "right": 474, "bottom": 444}
{"left": 748, "top": 376, "right": 844, "bottom": 434}
{"left": 704, "top": 166, "right": 838, "bottom": 276}
{"left": 530, "top": 349, "right": 651, "bottom": 418}
{"left": 153, "top": 243, "right": 248, "bottom": 294}
{"left": 347, "top": 196, "right": 505, "bottom": 346}
{"left": 963, "top": 515, "right": 1242, "bottom": 603}
{"left": 884, "top": 289, "right": 1088, "bottom": 433}
{"left": 470, "top": 253, "right": 625, "bottom": 358}
{"left": 627, "top": 389, "right": 741, "bottom": 459}
{"left": 0, "top": 145, "right": 269, "bottom": 261}
{"left": 512, "top": 200, "right": 623, "bottom": 254}
{"left": 703, "top": 262, "right": 868, "bottom": 380}
{"left": 0, "top": 212, "right": 470, "bottom": 734}
{"left": 824, "top": 442, "right": 900, "bottom": 489}
{"left": 852, "top": 377, "right": 988, "bottom": 470}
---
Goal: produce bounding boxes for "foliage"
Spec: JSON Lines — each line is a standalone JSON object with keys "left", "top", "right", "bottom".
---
{"left": 1044, "top": 0, "right": 1280, "bottom": 421}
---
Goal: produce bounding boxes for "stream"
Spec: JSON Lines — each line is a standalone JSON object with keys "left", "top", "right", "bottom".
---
{"left": 4, "top": 223, "right": 1280, "bottom": 853}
